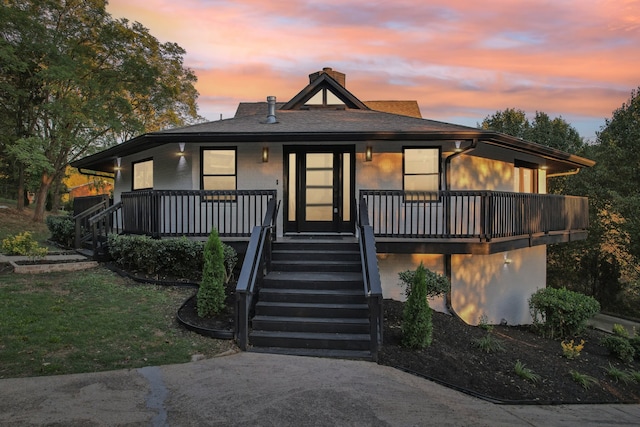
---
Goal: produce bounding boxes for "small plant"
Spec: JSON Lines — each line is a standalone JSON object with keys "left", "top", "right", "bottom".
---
{"left": 561, "top": 339, "right": 585, "bottom": 359}
{"left": 600, "top": 335, "right": 635, "bottom": 363}
{"left": 472, "top": 334, "right": 506, "bottom": 353}
{"left": 514, "top": 360, "right": 541, "bottom": 383}
{"left": 629, "top": 370, "right": 640, "bottom": 383}
{"left": 612, "top": 323, "right": 629, "bottom": 338}
{"left": 604, "top": 362, "right": 632, "bottom": 384}
{"left": 528, "top": 287, "right": 600, "bottom": 339}
{"left": 197, "top": 228, "right": 227, "bottom": 318}
{"left": 222, "top": 244, "right": 238, "bottom": 284}
{"left": 1, "top": 231, "right": 48, "bottom": 259}
{"left": 478, "top": 315, "right": 494, "bottom": 332}
{"left": 401, "top": 263, "right": 433, "bottom": 349}
{"left": 569, "top": 370, "right": 598, "bottom": 390}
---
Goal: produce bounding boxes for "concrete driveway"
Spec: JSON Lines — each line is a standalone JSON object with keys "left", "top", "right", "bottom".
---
{"left": 1, "top": 351, "right": 639, "bottom": 426}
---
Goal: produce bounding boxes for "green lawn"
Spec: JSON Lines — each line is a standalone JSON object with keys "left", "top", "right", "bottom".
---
{"left": 0, "top": 205, "right": 234, "bottom": 378}
{"left": 0, "top": 268, "right": 234, "bottom": 378}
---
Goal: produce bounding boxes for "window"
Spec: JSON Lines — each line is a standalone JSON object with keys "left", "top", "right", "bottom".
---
{"left": 403, "top": 148, "right": 440, "bottom": 200}
{"left": 132, "top": 159, "right": 153, "bottom": 190}
{"left": 201, "top": 149, "right": 236, "bottom": 198}
{"left": 514, "top": 160, "right": 540, "bottom": 194}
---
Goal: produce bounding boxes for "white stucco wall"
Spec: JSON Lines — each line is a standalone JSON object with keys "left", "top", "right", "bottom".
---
{"left": 376, "top": 253, "right": 447, "bottom": 313}
{"left": 450, "top": 245, "right": 546, "bottom": 326}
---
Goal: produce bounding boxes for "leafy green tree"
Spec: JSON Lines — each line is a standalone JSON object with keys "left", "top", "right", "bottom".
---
{"left": 197, "top": 229, "right": 227, "bottom": 318}
{"left": 556, "top": 87, "right": 640, "bottom": 315}
{"left": 0, "top": 0, "right": 202, "bottom": 220}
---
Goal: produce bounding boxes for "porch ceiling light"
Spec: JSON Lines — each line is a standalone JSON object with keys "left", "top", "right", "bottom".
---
{"left": 262, "top": 147, "right": 269, "bottom": 162}
{"left": 365, "top": 145, "right": 373, "bottom": 162}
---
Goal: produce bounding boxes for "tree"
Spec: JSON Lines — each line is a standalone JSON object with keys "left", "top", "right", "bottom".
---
{"left": 557, "top": 87, "right": 640, "bottom": 314}
{"left": 197, "top": 228, "right": 227, "bottom": 318}
{"left": 401, "top": 263, "right": 434, "bottom": 349}
{"left": 0, "top": 0, "right": 202, "bottom": 221}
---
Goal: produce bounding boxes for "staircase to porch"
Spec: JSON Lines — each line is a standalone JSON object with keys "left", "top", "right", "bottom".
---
{"left": 248, "top": 238, "right": 374, "bottom": 360}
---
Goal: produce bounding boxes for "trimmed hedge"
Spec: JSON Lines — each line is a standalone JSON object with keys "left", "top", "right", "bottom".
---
{"left": 529, "top": 287, "right": 600, "bottom": 339}
{"left": 107, "top": 234, "right": 204, "bottom": 279}
{"left": 46, "top": 214, "right": 75, "bottom": 248}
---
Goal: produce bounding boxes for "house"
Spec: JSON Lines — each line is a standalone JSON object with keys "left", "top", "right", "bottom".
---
{"left": 71, "top": 67, "right": 594, "bottom": 357}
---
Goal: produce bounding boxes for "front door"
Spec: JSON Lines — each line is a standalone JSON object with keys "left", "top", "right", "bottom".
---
{"left": 285, "top": 146, "right": 355, "bottom": 233}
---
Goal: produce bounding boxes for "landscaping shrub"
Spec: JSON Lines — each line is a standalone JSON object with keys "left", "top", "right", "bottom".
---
{"left": 222, "top": 244, "right": 238, "bottom": 284}
{"left": 401, "top": 263, "right": 433, "bottom": 349}
{"left": 1, "top": 231, "right": 48, "bottom": 258}
{"left": 528, "top": 287, "right": 600, "bottom": 339}
{"left": 197, "top": 228, "right": 227, "bottom": 318}
{"left": 600, "top": 335, "right": 635, "bottom": 363}
{"left": 399, "top": 267, "right": 449, "bottom": 299}
{"left": 107, "top": 234, "right": 205, "bottom": 279}
{"left": 46, "top": 214, "right": 75, "bottom": 247}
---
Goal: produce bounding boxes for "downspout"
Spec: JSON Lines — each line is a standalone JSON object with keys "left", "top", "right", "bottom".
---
{"left": 443, "top": 139, "right": 478, "bottom": 318}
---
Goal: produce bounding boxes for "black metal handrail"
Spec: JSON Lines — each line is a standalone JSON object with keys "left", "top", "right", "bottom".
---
{"left": 358, "top": 197, "right": 383, "bottom": 360}
{"left": 73, "top": 198, "right": 110, "bottom": 249}
{"left": 120, "top": 189, "right": 277, "bottom": 238}
{"left": 88, "top": 201, "right": 123, "bottom": 257}
{"left": 359, "top": 190, "right": 589, "bottom": 241}
{"left": 235, "top": 198, "right": 280, "bottom": 350}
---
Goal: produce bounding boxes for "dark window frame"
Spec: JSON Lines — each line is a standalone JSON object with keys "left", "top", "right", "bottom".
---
{"left": 131, "top": 157, "right": 154, "bottom": 191}
{"left": 402, "top": 146, "right": 442, "bottom": 202}
{"left": 200, "top": 147, "right": 238, "bottom": 201}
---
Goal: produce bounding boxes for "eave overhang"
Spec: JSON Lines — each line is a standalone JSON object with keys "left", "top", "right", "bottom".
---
{"left": 71, "top": 128, "right": 594, "bottom": 175}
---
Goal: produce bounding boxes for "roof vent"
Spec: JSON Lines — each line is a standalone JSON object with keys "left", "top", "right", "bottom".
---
{"left": 265, "top": 96, "right": 277, "bottom": 124}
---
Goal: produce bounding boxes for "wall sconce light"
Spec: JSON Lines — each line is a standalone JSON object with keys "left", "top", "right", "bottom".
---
{"left": 178, "top": 142, "right": 186, "bottom": 156}
{"left": 503, "top": 253, "right": 512, "bottom": 265}
{"left": 177, "top": 150, "right": 185, "bottom": 157}
{"left": 365, "top": 145, "right": 373, "bottom": 162}
{"left": 262, "top": 147, "right": 269, "bottom": 163}
{"left": 114, "top": 166, "right": 122, "bottom": 172}
{"left": 454, "top": 140, "right": 462, "bottom": 152}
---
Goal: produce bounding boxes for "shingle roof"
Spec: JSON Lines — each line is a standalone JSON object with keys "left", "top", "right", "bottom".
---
{"left": 159, "top": 108, "right": 472, "bottom": 134}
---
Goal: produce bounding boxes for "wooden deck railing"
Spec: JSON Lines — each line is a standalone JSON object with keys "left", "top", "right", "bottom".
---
{"left": 359, "top": 190, "right": 588, "bottom": 241}
{"left": 120, "top": 190, "right": 277, "bottom": 238}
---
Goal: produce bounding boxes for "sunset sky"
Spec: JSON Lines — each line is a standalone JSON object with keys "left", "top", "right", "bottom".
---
{"left": 107, "top": 0, "right": 640, "bottom": 141}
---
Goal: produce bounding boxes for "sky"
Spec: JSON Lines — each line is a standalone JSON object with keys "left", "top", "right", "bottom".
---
{"left": 107, "top": 0, "right": 640, "bottom": 141}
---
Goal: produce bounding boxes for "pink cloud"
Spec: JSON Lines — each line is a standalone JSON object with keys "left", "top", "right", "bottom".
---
{"left": 107, "top": 0, "right": 640, "bottom": 139}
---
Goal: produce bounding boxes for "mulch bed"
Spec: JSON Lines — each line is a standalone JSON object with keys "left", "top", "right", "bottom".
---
{"left": 378, "top": 299, "right": 640, "bottom": 404}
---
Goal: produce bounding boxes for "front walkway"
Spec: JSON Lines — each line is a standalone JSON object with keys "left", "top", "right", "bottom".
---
{"left": 1, "top": 352, "right": 638, "bottom": 426}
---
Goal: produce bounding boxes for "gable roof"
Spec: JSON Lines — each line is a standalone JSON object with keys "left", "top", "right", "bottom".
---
{"left": 281, "top": 71, "right": 369, "bottom": 111}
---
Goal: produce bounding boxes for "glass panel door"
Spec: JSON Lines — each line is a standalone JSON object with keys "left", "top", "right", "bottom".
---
{"left": 305, "top": 153, "right": 334, "bottom": 221}
{"left": 284, "top": 146, "right": 355, "bottom": 233}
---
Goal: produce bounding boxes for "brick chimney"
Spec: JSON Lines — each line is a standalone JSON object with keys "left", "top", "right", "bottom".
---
{"left": 309, "top": 67, "right": 346, "bottom": 87}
